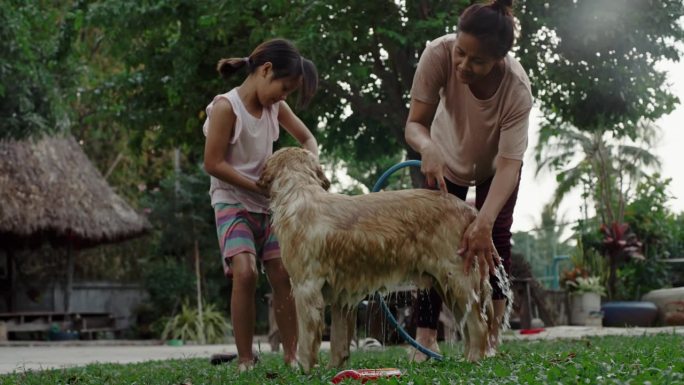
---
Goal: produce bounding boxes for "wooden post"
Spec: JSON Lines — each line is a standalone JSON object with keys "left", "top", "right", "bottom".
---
{"left": 64, "top": 241, "right": 74, "bottom": 315}
{"left": 6, "top": 248, "right": 15, "bottom": 312}
{"left": 195, "top": 239, "right": 205, "bottom": 344}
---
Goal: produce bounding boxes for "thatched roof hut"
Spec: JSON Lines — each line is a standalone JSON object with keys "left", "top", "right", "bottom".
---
{"left": 0, "top": 135, "right": 150, "bottom": 248}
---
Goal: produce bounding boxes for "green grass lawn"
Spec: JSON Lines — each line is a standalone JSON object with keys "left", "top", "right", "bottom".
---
{"left": 2, "top": 333, "right": 683, "bottom": 384}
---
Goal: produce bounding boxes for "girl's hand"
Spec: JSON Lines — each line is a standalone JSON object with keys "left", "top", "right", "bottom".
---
{"left": 254, "top": 182, "right": 270, "bottom": 198}
{"left": 458, "top": 217, "right": 500, "bottom": 278}
{"left": 420, "top": 141, "right": 448, "bottom": 194}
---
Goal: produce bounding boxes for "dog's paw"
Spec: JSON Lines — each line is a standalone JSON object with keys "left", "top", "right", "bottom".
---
{"left": 407, "top": 346, "right": 429, "bottom": 363}
{"left": 237, "top": 361, "right": 255, "bottom": 373}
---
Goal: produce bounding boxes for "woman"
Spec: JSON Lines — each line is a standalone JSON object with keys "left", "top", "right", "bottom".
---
{"left": 405, "top": 0, "right": 532, "bottom": 361}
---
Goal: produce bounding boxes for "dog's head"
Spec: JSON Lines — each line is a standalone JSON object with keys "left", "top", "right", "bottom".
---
{"left": 257, "top": 147, "right": 331, "bottom": 196}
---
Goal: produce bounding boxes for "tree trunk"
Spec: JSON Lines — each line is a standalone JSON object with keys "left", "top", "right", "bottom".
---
{"left": 406, "top": 145, "right": 425, "bottom": 188}
{"left": 608, "top": 253, "right": 618, "bottom": 300}
{"left": 195, "top": 239, "right": 205, "bottom": 344}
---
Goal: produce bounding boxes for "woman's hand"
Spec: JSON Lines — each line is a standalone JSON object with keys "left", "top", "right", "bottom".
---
{"left": 420, "top": 141, "right": 448, "bottom": 194}
{"left": 458, "top": 216, "right": 500, "bottom": 278}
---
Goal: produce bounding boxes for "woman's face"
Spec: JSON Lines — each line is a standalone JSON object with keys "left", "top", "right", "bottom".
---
{"left": 453, "top": 32, "right": 500, "bottom": 84}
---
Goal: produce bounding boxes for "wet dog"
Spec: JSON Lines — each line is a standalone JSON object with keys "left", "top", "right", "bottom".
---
{"left": 258, "top": 147, "right": 497, "bottom": 372}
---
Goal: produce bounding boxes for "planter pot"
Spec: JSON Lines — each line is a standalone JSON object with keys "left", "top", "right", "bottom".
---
{"left": 601, "top": 301, "right": 658, "bottom": 327}
{"left": 569, "top": 292, "right": 602, "bottom": 326}
{"left": 48, "top": 330, "right": 80, "bottom": 341}
{"left": 166, "top": 339, "right": 184, "bottom": 346}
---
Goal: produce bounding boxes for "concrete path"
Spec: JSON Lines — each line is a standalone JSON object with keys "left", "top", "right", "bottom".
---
{"left": 503, "top": 325, "right": 684, "bottom": 341}
{"left": 0, "top": 340, "right": 330, "bottom": 375}
{"left": 1, "top": 326, "right": 682, "bottom": 374}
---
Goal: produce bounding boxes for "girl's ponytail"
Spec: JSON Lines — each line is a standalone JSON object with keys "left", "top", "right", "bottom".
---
{"left": 217, "top": 57, "right": 249, "bottom": 79}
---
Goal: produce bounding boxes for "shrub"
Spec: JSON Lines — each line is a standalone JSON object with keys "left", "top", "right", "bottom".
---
{"left": 162, "top": 300, "right": 231, "bottom": 344}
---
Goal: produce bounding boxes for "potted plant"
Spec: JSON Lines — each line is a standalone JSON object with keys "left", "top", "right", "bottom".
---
{"left": 566, "top": 276, "right": 606, "bottom": 326}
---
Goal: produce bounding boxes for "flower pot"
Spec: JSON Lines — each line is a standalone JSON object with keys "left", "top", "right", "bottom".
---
{"left": 601, "top": 301, "right": 658, "bottom": 327}
{"left": 48, "top": 330, "right": 80, "bottom": 341}
{"left": 570, "top": 292, "right": 602, "bottom": 326}
{"left": 166, "top": 339, "right": 184, "bottom": 346}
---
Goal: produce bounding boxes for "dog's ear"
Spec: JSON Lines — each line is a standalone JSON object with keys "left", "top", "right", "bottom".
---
{"left": 316, "top": 165, "right": 331, "bottom": 191}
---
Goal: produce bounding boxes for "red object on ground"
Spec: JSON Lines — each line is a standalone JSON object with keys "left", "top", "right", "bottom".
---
{"left": 331, "top": 368, "right": 402, "bottom": 384}
{"left": 519, "top": 328, "right": 545, "bottom": 335}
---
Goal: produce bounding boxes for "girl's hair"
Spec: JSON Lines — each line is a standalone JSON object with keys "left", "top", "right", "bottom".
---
{"left": 216, "top": 39, "right": 318, "bottom": 108}
{"left": 458, "top": 0, "right": 516, "bottom": 58}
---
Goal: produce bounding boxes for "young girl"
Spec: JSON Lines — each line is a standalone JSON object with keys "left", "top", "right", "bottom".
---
{"left": 203, "top": 38, "right": 319, "bottom": 371}
{"left": 405, "top": 0, "right": 532, "bottom": 360}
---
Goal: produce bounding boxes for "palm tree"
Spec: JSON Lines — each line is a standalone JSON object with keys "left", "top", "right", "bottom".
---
{"left": 535, "top": 120, "right": 661, "bottom": 297}
{"left": 535, "top": 120, "right": 661, "bottom": 225}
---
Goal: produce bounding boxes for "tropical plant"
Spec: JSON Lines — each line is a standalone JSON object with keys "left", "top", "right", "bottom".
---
{"left": 600, "top": 221, "right": 645, "bottom": 298}
{"left": 161, "top": 300, "right": 231, "bottom": 344}
{"left": 565, "top": 276, "right": 606, "bottom": 297}
{"left": 625, "top": 175, "right": 681, "bottom": 259}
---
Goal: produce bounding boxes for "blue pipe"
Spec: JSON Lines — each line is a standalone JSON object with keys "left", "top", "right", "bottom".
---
{"left": 371, "top": 160, "right": 443, "bottom": 361}
{"left": 551, "top": 255, "right": 570, "bottom": 290}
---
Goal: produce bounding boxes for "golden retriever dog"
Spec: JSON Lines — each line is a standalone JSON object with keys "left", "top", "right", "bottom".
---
{"left": 257, "top": 147, "right": 498, "bottom": 373}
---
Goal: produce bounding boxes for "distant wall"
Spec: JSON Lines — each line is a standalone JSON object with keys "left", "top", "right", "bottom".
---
{"left": 8, "top": 281, "right": 147, "bottom": 330}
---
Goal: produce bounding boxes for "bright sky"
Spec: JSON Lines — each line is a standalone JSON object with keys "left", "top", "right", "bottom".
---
{"left": 513, "top": 56, "right": 684, "bottom": 232}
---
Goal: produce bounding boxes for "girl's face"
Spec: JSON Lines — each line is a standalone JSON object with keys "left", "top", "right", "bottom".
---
{"left": 257, "top": 64, "right": 301, "bottom": 107}
{"left": 453, "top": 32, "right": 500, "bottom": 84}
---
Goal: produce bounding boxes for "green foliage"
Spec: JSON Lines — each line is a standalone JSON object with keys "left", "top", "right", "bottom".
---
{"left": 525, "top": 0, "right": 683, "bottom": 232}
{"left": 278, "top": 1, "right": 469, "bottom": 177}
{"left": 4, "top": 0, "right": 684, "bottom": 326}
{"left": 519, "top": 0, "right": 683, "bottom": 137}
{"left": 82, "top": 0, "right": 472, "bottom": 190}
{"left": 161, "top": 300, "right": 231, "bottom": 344}
{"left": 572, "top": 221, "right": 608, "bottom": 281}
{"left": 138, "top": 163, "right": 236, "bottom": 325}
{"left": 615, "top": 259, "right": 669, "bottom": 300}
{"left": 0, "top": 1, "right": 82, "bottom": 139}
{"left": 1, "top": 334, "right": 683, "bottom": 384}
{"left": 142, "top": 164, "right": 216, "bottom": 260}
{"left": 142, "top": 260, "right": 195, "bottom": 317}
{"left": 569, "top": 176, "right": 682, "bottom": 299}
{"left": 608, "top": 175, "right": 681, "bottom": 299}
{"left": 625, "top": 175, "right": 680, "bottom": 259}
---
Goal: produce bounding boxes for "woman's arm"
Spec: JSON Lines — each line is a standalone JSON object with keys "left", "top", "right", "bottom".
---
{"left": 203, "top": 98, "right": 266, "bottom": 195}
{"left": 278, "top": 101, "right": 318, "bottom": 157}
{"left": 460, "top": 156, "right": 521, "bottom": 276}
{"left": 404, "top": 99, "right": 447, "bottom": 193}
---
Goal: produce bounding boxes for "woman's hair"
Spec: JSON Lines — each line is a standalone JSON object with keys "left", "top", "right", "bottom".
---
{"left": 216, "top": 38, "right": 318, "bottom": 108}
{"left": 458, "top": 0, "right": 516, "bottom": 58}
